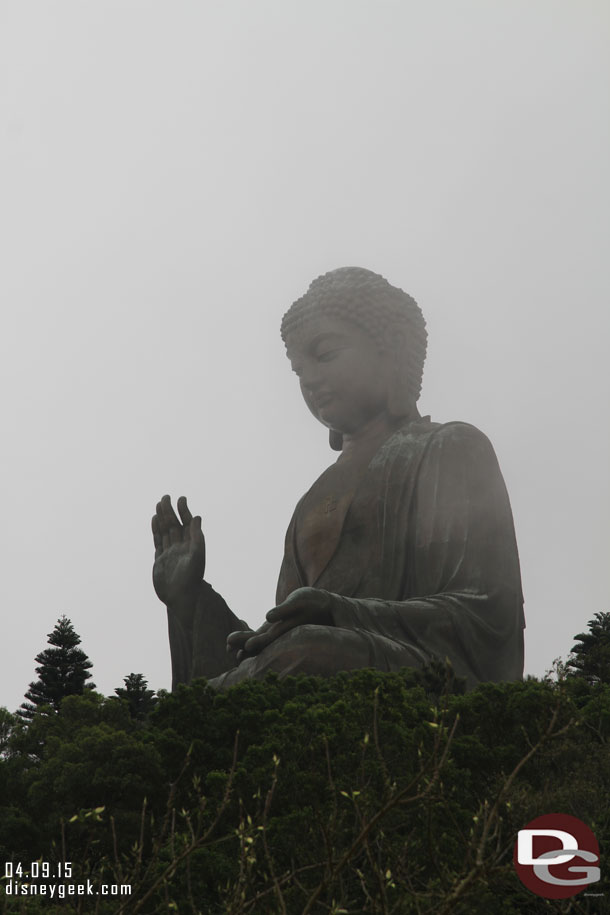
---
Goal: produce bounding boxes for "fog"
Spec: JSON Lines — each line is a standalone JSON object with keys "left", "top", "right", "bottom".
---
{"left": 1, "top": 0, "right": 608, "bottom": 711}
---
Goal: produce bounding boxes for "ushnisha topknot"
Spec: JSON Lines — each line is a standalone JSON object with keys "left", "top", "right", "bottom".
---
{"left": 280, "top": 266, "right": 428, "bottom": 402}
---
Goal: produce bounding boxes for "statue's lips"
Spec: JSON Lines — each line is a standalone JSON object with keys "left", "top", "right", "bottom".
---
{"left": 313, "top": 392, "right": 334, "bottom": 408}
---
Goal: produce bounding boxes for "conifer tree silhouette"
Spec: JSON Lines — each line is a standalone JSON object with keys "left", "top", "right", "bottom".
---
{"left": 114, "top": 672, "right": 157, "bottom": 721}
{"left": 18, "top": 615, "right": 95, "bottom": 721}
{"left": 567, "top": 611, "right": 610, "bottom": 685}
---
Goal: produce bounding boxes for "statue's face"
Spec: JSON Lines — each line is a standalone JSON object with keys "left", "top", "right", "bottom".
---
{"left": 285, "top": 315, "right": 390, "bottom": 435}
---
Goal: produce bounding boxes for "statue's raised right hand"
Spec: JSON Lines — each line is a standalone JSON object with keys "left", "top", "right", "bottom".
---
{"left": 152, "top": 495, "right": 206, "bottom": 607}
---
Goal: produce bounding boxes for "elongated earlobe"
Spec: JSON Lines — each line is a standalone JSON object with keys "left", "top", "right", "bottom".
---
{"left": 385, "top": 333, "right": 414, "bottom": 419}
{"left": 329, "top": 429, "right": 343, "bottom": 451}
{"left": 387, "top": 366, "right": 413, "bottom": 418}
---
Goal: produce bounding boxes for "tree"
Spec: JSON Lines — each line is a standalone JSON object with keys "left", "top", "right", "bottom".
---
{"left": 114, "top": 673, "right": 157, "bottom": 722}
{"left": 17, "top": 616, "right": 95, "bottom": 721}
{"left": 567, "top": 611, "right": 610, "bottom": 685}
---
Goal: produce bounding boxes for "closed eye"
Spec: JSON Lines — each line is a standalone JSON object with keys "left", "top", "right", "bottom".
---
{"left": 316, "top": 349, "right": 341, "bottom": 362}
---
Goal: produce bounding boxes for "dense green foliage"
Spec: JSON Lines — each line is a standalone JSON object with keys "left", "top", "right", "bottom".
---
{"left": 17, "top": 617, "right": 95, "bottom": 722}
{"left": 1, "top": 666, "right": 609, "bottom": 914}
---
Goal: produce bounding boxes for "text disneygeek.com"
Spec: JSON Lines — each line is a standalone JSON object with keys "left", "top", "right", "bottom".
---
{"left": 4, "top": 880, "right": 132, "bottom": 898}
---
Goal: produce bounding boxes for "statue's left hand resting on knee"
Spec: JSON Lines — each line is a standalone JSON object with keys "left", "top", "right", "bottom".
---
{"left": 227, "top": 588, "right": 335, "bottom": 661}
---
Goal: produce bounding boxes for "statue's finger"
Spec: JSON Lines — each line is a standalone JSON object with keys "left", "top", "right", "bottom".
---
{"left": 266, "top": 595, "right": 299, "bottom": 622}
{"left": 226, "top": 630, "right": 250, "bottom": 651}
{"left": 245, "top": 620, "right": 290, "bottom": 652}
{"left": 155, "top": 500, "right": 167, "bottom": 534}
{"left": 266, "top": 607, "right": 287, "bottom": 622}
{"left": 152, "top": 515, "right": 163, "bottom": 557}
{"left": 266, "top": 590, "right": 315, "bottom": 622}
{"left": 160, "top": 494, "right": 180, "bottom": 529}
{"left": 243, "top": 633, "right": 269, "bottom": 653}
{"left": 190, "top": 515, "right": 205, "bottom": 547}
{"left": 177, "top": 496, "right": 193, "bottom": 528}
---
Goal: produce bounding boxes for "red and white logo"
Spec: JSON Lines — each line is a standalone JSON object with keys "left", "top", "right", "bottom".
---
{"left": 514, "top": 813, "right": 600, "bottom": 899}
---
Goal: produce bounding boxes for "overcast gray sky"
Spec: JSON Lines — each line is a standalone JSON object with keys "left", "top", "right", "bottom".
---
{"left": 1, "top": 0, "right": 608, "bottom": 712}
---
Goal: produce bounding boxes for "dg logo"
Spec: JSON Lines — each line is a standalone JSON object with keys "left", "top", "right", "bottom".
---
{"left": 514, "top": 813, "right": 601, "bottom": 899}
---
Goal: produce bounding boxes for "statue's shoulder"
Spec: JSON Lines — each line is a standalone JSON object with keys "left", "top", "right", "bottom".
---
{"left": 381, "top": 418, "right": 496, "bottom": 464}
{"left": 393, "top": 416, "right": 490, "bottom": 442}
{"left": 418, "top": 420, "right": 503, "bottom": 476}
{"left": 426, "top": 419, "right": 493, "bottom": 445}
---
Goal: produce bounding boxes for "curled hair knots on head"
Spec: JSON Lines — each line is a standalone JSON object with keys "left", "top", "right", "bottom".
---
{"left": 281, "top": 266, "right": 428, "bottom": 402}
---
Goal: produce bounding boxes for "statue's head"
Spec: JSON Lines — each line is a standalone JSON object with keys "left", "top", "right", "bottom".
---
{"left": 281, "top": 267, "right": 427, "bottom": 449}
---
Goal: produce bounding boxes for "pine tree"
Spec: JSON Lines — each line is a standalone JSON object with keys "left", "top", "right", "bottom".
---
{"left": 17, "top": 616, "right": 95, "bottom": 721}
{"left": 114, "top": 673, "right": 157, "bottom": 722}
{"left": 567, "top": 611, "right": 610, "bottom": 685}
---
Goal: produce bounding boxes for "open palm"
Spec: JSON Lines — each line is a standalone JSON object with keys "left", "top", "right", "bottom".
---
{"left": 152, "top": 495, "right": 206, "bottom": 606}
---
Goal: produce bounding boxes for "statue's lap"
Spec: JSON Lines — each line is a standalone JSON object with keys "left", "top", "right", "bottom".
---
{"left": 207, "top": 624, "right": 427, "bottom": 690}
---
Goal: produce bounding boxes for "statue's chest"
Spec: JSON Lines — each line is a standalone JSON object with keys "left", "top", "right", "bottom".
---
{"left": 295, "top": 457, "right": 373, "bottom": 586}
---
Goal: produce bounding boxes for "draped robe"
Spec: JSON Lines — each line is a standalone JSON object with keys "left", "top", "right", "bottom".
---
{"left": 172, "top": 417, "right": 525, "bottom": 690}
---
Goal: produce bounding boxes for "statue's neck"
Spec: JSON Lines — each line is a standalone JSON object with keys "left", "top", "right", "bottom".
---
{"left": 339, "top": 409, "right": 418, "bottom": 459}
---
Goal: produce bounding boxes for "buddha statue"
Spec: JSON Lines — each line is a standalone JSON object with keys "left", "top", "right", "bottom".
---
{"left": 152, "top": 267, "right": 524, "bottom": 690}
